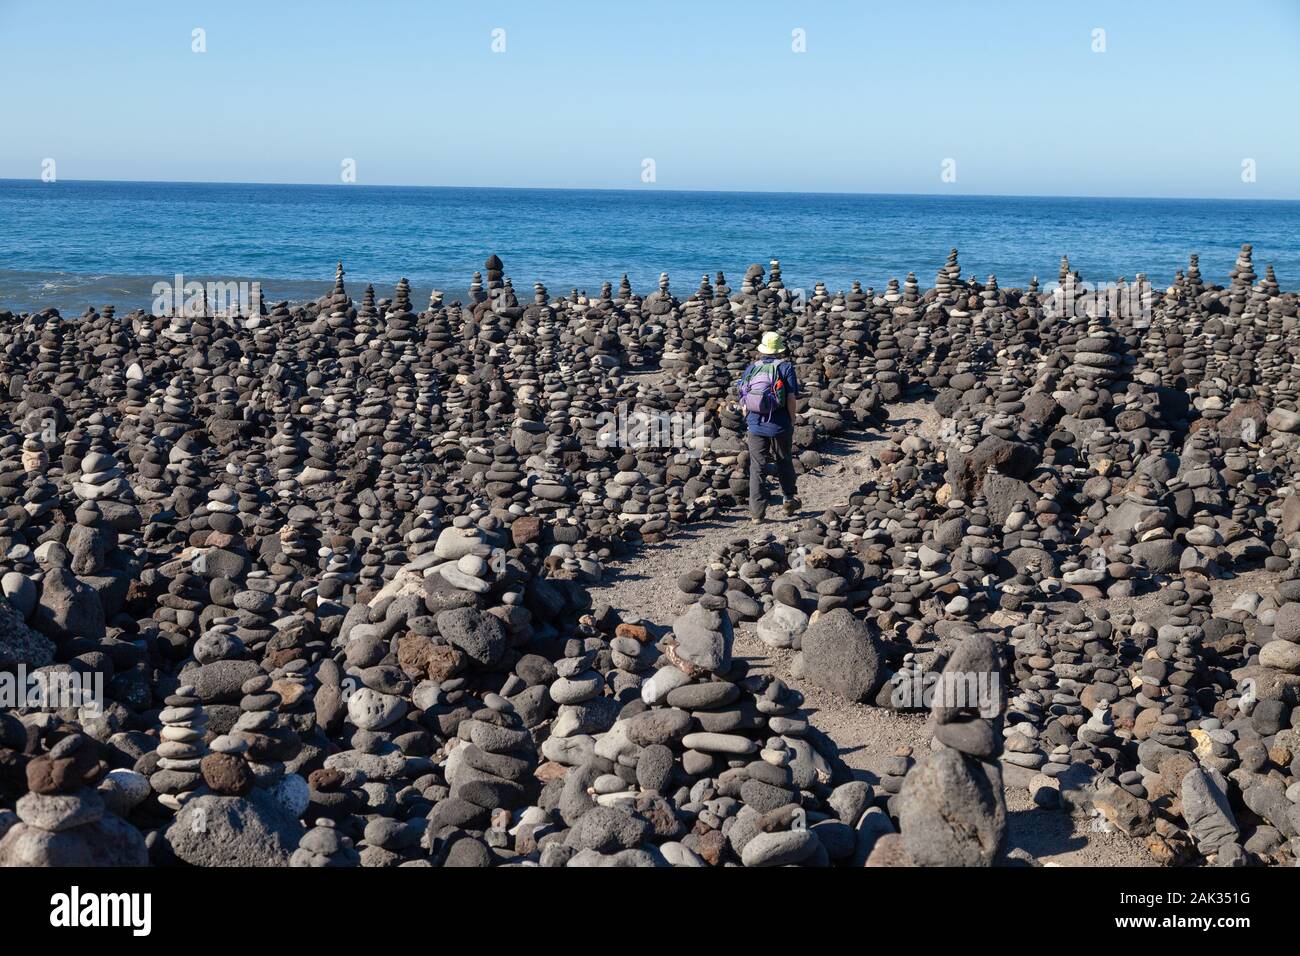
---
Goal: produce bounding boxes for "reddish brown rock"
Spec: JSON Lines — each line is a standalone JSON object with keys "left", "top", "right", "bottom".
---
{"left": 264, "top": 647, "right": 305, "bottom": 670}
{"left": 25, "top": 736, "right": 100, "bottom": 794}
{"left": 511, "top": 516, "right": 542, "bottom": 547}
{"left": 201, "top": 752, "right": 254, "bottom": 795}
{"left": 397, "top": 633, "right": 466, "bottom": 681}
{"left": 1153, "top": 751, "right": 1196, "bottom": 801}
{"left": 615, "top": 622, "right": 650, "bottom": 643}
{"left": 696, "top": 828, "right": 725, "bottom": 866}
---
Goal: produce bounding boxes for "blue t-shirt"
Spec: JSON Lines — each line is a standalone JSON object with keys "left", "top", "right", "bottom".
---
{"left": 741, "top": 359, "right": 800, "bottom": 437}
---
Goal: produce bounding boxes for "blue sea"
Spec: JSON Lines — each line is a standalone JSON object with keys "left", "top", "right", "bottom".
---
{"left": 2, "top": 179, "right": 1297, "bottom": 313}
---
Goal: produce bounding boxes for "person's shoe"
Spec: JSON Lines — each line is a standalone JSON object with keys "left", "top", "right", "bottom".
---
{"left": 782, "top": 496, "right": 802, "bottom": 517}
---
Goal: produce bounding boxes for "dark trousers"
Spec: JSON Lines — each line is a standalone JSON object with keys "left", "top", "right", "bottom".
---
{"left": 747, "top": 430, "right": 798, "bottom": 517}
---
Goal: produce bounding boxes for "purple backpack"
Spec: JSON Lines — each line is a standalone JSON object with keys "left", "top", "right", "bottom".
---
{"left": 738, "top": 361, "right": 786, "bottom": 419}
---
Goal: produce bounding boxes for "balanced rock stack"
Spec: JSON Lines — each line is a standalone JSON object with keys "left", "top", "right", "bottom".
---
{"left": 150, "top": 684, "right": 209, "bottom": 810}
{"left": 893, "top": 633, "right": 1008, "bottom": 867}
{"left": 291, "top": 817, "right": 361, "bottom": 867}
{"left": 0, "top": 732, "right": 146, "bottom": 866}
{"left": 318, "top": 261, "right": 352, "bottom": 333}
{"left": 667, "top": 595, "right": 734, "bottom": 677}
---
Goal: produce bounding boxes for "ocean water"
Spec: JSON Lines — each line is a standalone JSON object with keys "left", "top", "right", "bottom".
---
{"left": 1, "top": 179, "right": 1297, "bottom": 313}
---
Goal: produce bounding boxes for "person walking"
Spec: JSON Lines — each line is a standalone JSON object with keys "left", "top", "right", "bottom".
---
{"left": 737, "top": 331, "right": 802, "bottom": 521}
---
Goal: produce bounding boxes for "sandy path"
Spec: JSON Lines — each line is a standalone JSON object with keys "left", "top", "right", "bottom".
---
{"left": 589, "top": 399, "right": 1152, "bottom": 865}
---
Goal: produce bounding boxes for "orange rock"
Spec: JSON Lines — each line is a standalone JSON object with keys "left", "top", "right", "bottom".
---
{"left": 269, "top": 678, "right": 308, "bottom": 708}
{"left": 534, "top": 761, "right": 567, "bottom": 784}
{"left": 615, "top": 622, "right": 651, "bottom": 643}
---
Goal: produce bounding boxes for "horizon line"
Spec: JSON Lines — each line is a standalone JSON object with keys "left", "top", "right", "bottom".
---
{"left": 2, "top": 176, "right": 1297, "bottom": 205}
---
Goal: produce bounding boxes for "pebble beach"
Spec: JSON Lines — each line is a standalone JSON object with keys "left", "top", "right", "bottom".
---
{"left": 1, "top": 246, "right": 1299, "bottom": 869}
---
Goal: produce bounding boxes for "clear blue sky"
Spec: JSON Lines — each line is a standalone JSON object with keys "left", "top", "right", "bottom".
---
{"left": 2, "top": 0, "right": 1297, "bottom": 198}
